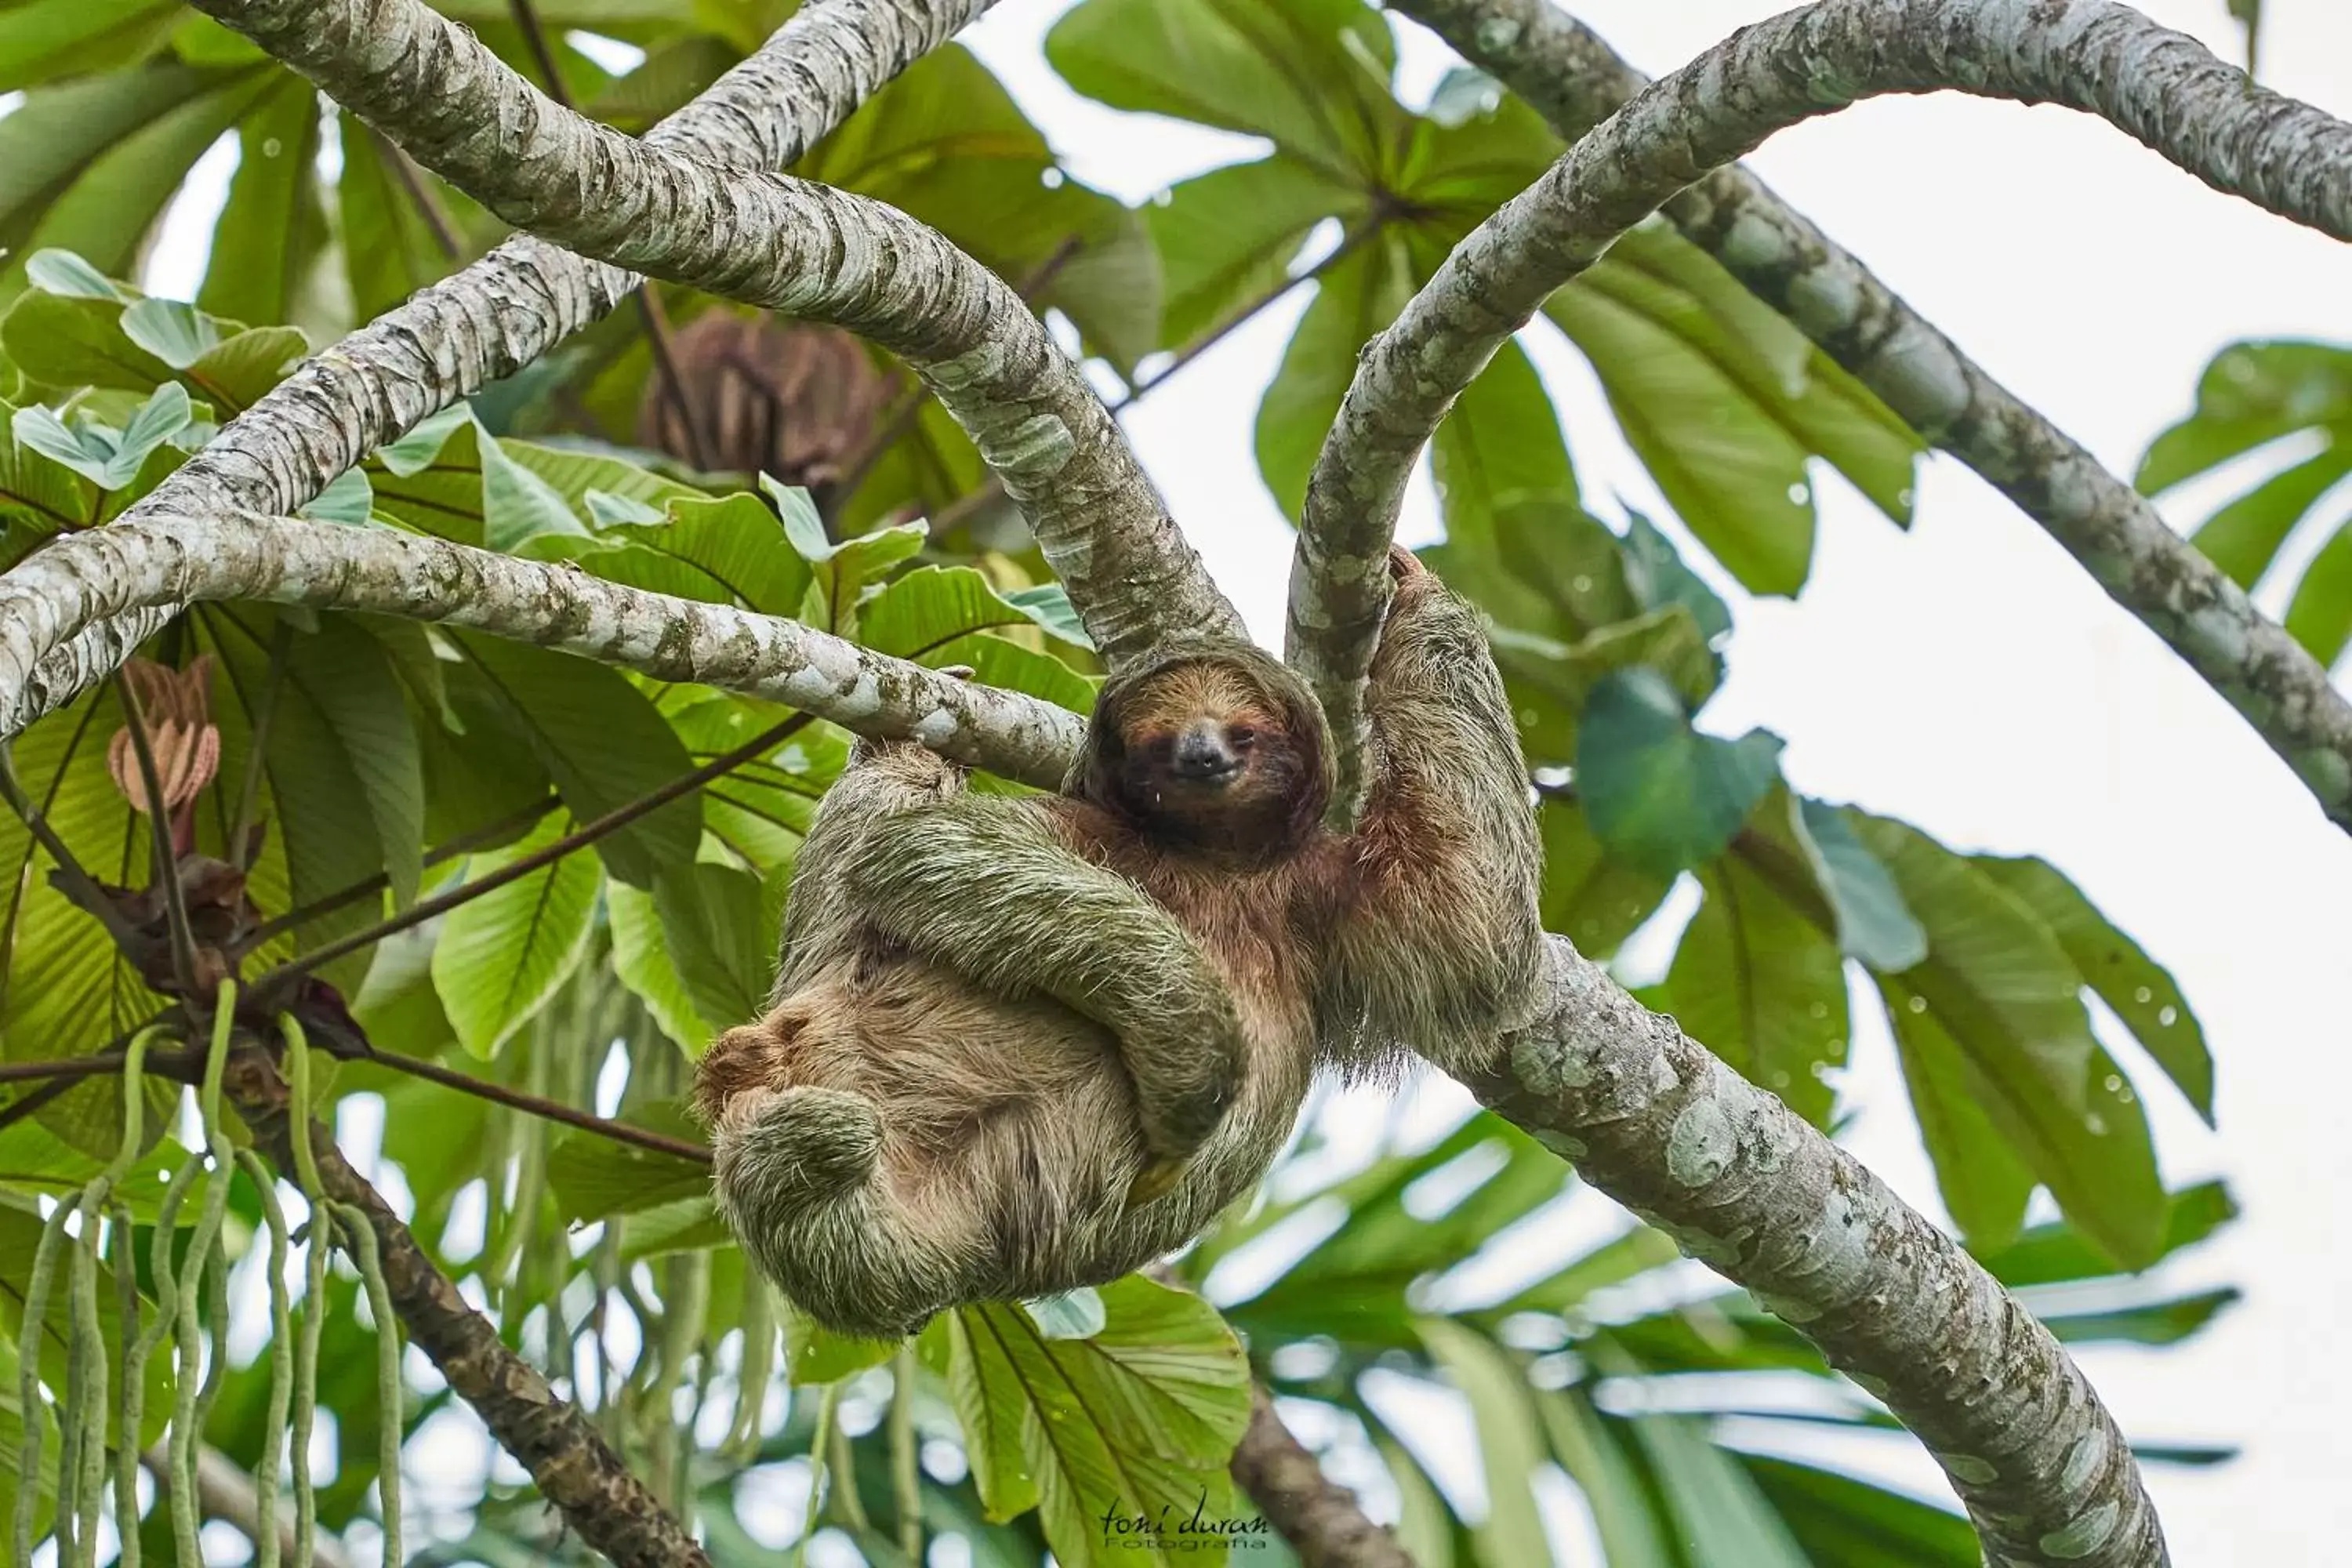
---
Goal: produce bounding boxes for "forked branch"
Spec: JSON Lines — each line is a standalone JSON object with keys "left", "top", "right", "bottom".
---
{"left": 1297, "top": 0, "right": 2352, "bottom": 826}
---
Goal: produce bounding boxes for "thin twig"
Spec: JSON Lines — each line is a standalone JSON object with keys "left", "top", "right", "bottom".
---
{"left": 368, "top": 128, "right": 462, "bottom": 260}
{"left": 640, "top": 286, "right": 717, "bottom": 473}
{"left": 0, "top": 1079, "right": 75, "bottom": 1135}
{"left": 1108, "top": 227, "right": 1377, "bottom": 418}
{"left": 505, "top": 0, "right": 571, "bottom": 108}
{"left": 368, "top": 1049, "right": 711, "bottom": 1163}
{"left": 238, "top": 793, "right": 561, "bottom": 953}
{"left": 252, "top": 713, "right": 812, "bottom": 987}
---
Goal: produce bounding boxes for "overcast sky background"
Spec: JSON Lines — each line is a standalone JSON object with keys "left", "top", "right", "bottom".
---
{"left": 121, "top": 0, "right": 2352, "bottom": 1560}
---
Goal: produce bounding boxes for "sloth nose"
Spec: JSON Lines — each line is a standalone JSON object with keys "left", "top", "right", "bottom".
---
{"left": 1171, "top": 723, "right": 1243, "bottom": 782}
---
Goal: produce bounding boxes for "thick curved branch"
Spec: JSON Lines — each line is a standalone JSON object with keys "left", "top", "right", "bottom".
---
{"left": 217, "top": 1044, "right": 710, "bottom": 1568}
{"left": 178, "top": 0, "right": 1239, "bottom": 668}
{"left": 1297, "top": 0, "right": 2352, "bottom": 828}
{"left": 27, "top": 0, "right": 1001, "bottom": 735}
{"left": 0, "top": 515, "right": 1079, "bottom": 786}
{"left": 1477, "top": 938, "right": 2160, "bottom": 1566}
{"left": 1230, "top": 1386, "right": 1417, "bottom": 1568}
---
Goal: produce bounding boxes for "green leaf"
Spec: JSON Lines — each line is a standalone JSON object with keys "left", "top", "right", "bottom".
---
{"left": 10, "top": 383, "right": 190, "bottom": 489}
{"left": 2188, "top": 441, "right": 2352, "bottom": 590}
{"left": 648, "top": 860, "right": 776, "bottom": 1043}
{"left": 118, "top": 296, "right": 220, "bottom": 367}
{"left": 1415, "top": 1320, "right": 1552, "bottom": 1568}
{"left": 1741, "top": 1456, "right": 1980, "bottom": 1566}
{"left": 1577, "top": 667, "right": 1782, "bottom": 877}
{"left": 1535, "top": 794, "right": 1674, "bottom": 960}
{"left": 481, "top": 434, "right": 587, "bottom": 549}
{"left": 0, "top": 692, "right": 167, "bottom": 1155}
{"left": 546, "top": 1104, "right": 710, "bottom": 1224}
{"left": 2285, "top": 513, "right": 2352, "bottom": 669}
{"left": 946, "top": 1275, "right": 1250, "bottom": 1565}
{"left": 1144, "top": 157, "right": 1362, "bottom": 352}
{"left": 1430, "top": 336, "right": 1577, "bottom": 543}
{"left": 1619, "top": 510, "right": 1733, "bottom": 648}
{"left": 1878, "top": 974, "right": 2035, "bottom": 1250}
{"left": 1534, "top": 1392, "right": 1674, "bottom": 1568}
{"left": 1253, "top": 238, "right": 1414, "bottom": 518}
{"left": 0, "top": 67, "right": 209, "bottom": 249}
{"left": 1002, "top": 583, "right": 1094, "bottom": 650}
{"left": 1782, "top": 793, "right": 1928, "bottom": 971}
{"left": 785, "top": 1299, "right": 902, "bottom": 1384}
{"left": 451, "top": 633, "right": 702, "bottom": 887}
{"left": 608, "top": 876, "right": 720, "bottom": 1054}
{"left": 1421, "top": 499, "right": 1635, "bottom": 652}
{"left": 1973, "top": 854, "right": 2214, "bottom": 1124}
{"left": 1545, "top": 281, "right": 1817, "bottom": 597}
{"left": 4, "top": 69, "right": 275, "bottom": 292}
{"left": 2137, "top": 339, "right": 2352, "bottom": 495}
{"left": 1632, "top": 1414, "right": 1811, "bottom": 1568}
{"left": 801, "top": 44, "right": 1163, "bottom": 373}
{"left": 335, "top": 113, "right": 473, "bottom": 324}
{"left": 1047, "top": 0, "right": 1406, "bottom": 185}
{"left": 2040, "top": 1287, "right": 2239, "bottom": 1348}
{"left": 429, "top": 814, "right": 601, "bottom": 1058}
{"left": 1665, "top": 855, "right": 1848, "bottom": 1125}
{"left": 291, "top": 615, "right": 426, "bottom": 908}
{"left": 1856, "top": 814, "right": 2167, "bottom": 1266}
{"left": 0, "top": 0, "right": 180, "bottom": 97}
{"left": 2, "top": 284, "right": 171, "bottom": 393}
{"left": 197, "top": 71, "right": 326, "bottom": 328}
{"left": 297, "top": 465, "right": 372, "bottom": 524}
{"left": 1022, "top": 1288, "right": 1107, "bottom": 1341}
{"left": 1977, "top": 1181, "right": 2236, "bottom": 1288}
{"left": 771, "top": 476, "right": 927, "bottom": 633}
{"left": 0, "top": 394, "right": 96, "bottom": 546}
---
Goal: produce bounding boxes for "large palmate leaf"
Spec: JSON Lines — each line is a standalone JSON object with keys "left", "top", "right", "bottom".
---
{"left": 1577, "top": 666, "right": 1784, "bottom": 877}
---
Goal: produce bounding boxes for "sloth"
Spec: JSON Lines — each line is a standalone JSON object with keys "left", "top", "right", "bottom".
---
{"left": 693, "top": 547, "right": 1543, "bottom": 1338}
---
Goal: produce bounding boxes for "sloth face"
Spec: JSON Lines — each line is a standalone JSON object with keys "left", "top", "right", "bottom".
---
{"left": 1106, "top": 661, "right": 1320, "bottom": 855}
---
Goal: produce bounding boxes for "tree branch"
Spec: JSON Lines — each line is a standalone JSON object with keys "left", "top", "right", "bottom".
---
{"left": 0, "top": 513, "right": 1081, "bottom": 786}
{"left": 219, "top": 1044, "right": 711, "bottom": 1568}
{"left": 1229, "top": 1386, "right": 1417, "bottom": 1568}
{"left": 1477, "top": 937, "right": 2161, "bottom": 1566}
{"left": 1298, "top": 0, "right": 2352, "bottom": 828}
{"left": 16, "top": 0, "right": 1003, "bottom": 738}
{"left": 175, "top": 0, "right": 1240, "bottom": 669}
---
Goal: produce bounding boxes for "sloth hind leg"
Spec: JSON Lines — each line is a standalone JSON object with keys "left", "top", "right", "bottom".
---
{"left": 715, "top": 1085, "right": 989, "bottom": 1339}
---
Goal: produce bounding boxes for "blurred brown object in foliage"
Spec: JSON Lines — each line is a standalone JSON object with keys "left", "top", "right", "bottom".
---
{"left": 637, "top": 310, "right": 894, "bottom": 503}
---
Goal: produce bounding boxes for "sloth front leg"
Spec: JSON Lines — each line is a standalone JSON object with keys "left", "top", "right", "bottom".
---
{"left": 838, "top": 796, "right": 1247, "bottom": 1196}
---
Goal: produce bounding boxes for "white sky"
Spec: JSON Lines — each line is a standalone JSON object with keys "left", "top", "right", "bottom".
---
{"left": 118, "top": 0, "right": 2352, "bottom": 1560}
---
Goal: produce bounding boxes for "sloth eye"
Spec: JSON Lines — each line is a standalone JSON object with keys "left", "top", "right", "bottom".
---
{"left": 1229, "top": 725, "right": 1257, "bottom": 749}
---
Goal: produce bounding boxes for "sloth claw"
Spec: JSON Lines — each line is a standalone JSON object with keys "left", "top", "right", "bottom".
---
{"left": 1125, "top": 1157, "right": 1185, "bottom": 1210}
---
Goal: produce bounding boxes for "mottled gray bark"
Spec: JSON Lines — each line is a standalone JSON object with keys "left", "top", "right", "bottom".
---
{"left": 1303, "top": 0, "right": 2352, "bottom": 829}
{"left": 179, "top": 0, "right": 1240, "bottom": 668}
{"left": 0, "top": 514, "right": 1080, "bottom": 788}
{"left": 1476, "top": 938, "right": 2159, "bottom": 1568}
{"left": 26, "top": 0, "right": 1007, "bottom": 738}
